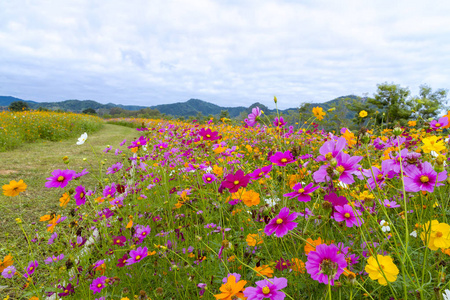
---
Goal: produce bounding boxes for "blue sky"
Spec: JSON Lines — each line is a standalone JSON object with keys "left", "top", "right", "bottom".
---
{"left": 1, "top": 0, "right": 449, "bottom": 109}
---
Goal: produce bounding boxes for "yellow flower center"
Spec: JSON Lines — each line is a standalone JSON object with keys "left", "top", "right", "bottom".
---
{"left": 344, "top": 213, "right": 350, "bottom": 218}
{"left": 207, "top": 177, "right": 211, "bottom": 181}
{"left": 336, "top": 166, "right": 345, "bottom": 173}
{"left": 206, "top": 134, "right": 211, "bottom": 138}
{"left": 137, "top": 142, "right": 140, "bottom": 145}
{"left": 420, "top": 176, "right": 429, "bottom": 183}
{"left": 436, "top": 123, "right": 441, "bottom": 127}
{"left": 259, "top": 172, "right": 264, "bottom": 176}
{"left": 29, "top": 267, "right": 34, "bottom": 271}
{"left": 116, "top": 239, "right": 121, "bottom": 243}
{"left": 142, "top": 232, "right": 147, "bottom": 236}
{"left": 136, "top": 255, "right": 141, "bottom": 260}
{"left": 57, "top": 176, "right": 65, "bottom": 182}
{"left": 325, "top": 152, "right": 333, "bottom": 160}
{"left": 233, "top": 180, "right": 239, "bottom": 185}
{"left": 97, "top": 283, "right": 102, "bottom": 288}
{"left": 276, "top": 218, "right": 283, "bottom": 224}
{"left": 377, "top": 174, "right": 383, "bottom": 180}
{"left": 262, "top": 286, "right": 271, "bottom": 294}
{"left": 80, "top": 192, "right": 85, "bottom": 198}
{"left": 64, "top": 290, "right": 69, "bottom": 293}
{"left": 298, "top": 188, "right": 305, "bottom": 193}
{"left": 436, "top": 232, "right": 443, "bottom": 238}
{"left": 281, "top": 158, "right": 287, "bottom": 163}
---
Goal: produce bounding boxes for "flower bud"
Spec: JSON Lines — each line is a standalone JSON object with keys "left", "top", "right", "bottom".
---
{"left": 393, "top": 127, "right": 403, "bottom": 136}
{"left": 274, "top": 96, "right": 277, "bottom": 104}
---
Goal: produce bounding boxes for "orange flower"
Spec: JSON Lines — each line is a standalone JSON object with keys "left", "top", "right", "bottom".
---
{"left": 126, "top": 216, "right": 133, "bottom": 228}
{"left": 47, "top": 215, "right": 62, "bottom": 232}
{"left": 213, "top": 165, "right": 224, "bottom": 177}
{"left": 0, "top": 254, "right": 13, "bottom": 272}
{"left": 241, "top": 190, "right": 260, "bottom": 207}
{"left": 312, "top": 107, "right": 326, "bottom": 120}
{"left": 246, "top": 233, "right": 264, "bottom": 246}
{"left": 304, "top": 237, "right": 323, "bottom": 255}
{"left": 253, "top": 265, "right": 274, "bottom": 277}
{"left": 341, "top": 129, "right": 356, "bottom": 148}
{"left": 2, "top": 179, "right": 27, "bottom": 196}
{"left": 214, "top": 275, "right": 247, "bottom": 300}
{"left": 59, "top": 193, "right": 70, "bottom": 207}
{"left": 290, "top": 258, "right": 305, "bottom": 274}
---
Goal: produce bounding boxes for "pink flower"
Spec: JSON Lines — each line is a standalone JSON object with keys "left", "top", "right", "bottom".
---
{"left": 430, "top": 116, "right": 449, "bottom": 130}
{"left": 90, "top": 276, "right": 108, "bottom": 294}
{"left": 219, "top": 169, "right": 250, "bottom": 193}
{"left": 245, "top": 107, "right": 262, "bottom": 127}
{"left": 126, "top": 246, "right": 148, "bottom": 265}
{"left": 283, "top": 182, "right": 319, "bottom": 202}
{"left": 269, "top": 151, "right": 296, "bottom": 167}
{"left": 403, "top": 161, "right": 447, "bottom": 193}
{"left": 244, "top": 277, "right": 288, "bottom": 300}
{"left": 74, "top": 185, "right": 87, "bottom": 206}
{"left": 305, "top": 244, "right": 347, "bottom": 285}
{"left": 264, "top": 207, "right": 299, "bottom": 237}
{"left": 45, "top": 169, "right": 76, "bottom": 188}
{"left": 333, "top": 205, "right": 363, "bottom": 227}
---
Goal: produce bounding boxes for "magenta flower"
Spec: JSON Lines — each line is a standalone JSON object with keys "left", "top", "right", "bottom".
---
{"left": 128, "top": 136, "right": 148, "bottom": 148}
{"left": 316, "top": 137, "right": 347, "bottom": 162}
{"left": 383, "top": 199, "right": 400, "bottom": 208}
{"left": 269, "top": 151, "right": 296, "bottom": 167}
{"left": 48, "top": 232, "right": 58, "bottom": 245}
{"left": 58, "top": 283, "right": 75, "bottom": 297}
{"left": 245, "top": 107, "right": 262, "bottom": 127}
{"left": 23, "top": 260, "right": 38, "bottom": 278}
{"left": 273, "top": 116, "right": 286, "bottom": 127}
{"left": 249, "top": 165, "right": 273, "bottom": 181}
{"left": 134, "top": 225, "right": 151, "bottom": 241}
{"left": 219, "top": 169, "right": 250, "bottom": 193}
{"left": 90, "top": 276, "right": 108, "bottom": 294}
{"left": 323, "top": 192, "right": 348, "bottom": 208}
{"left": 333, "top": 204, "right": 363, "bottom": 227}
{"left": 243, "top": 277, "right": 288, "bottom": 300}
{"left": 305, "top": 243, "right": 347, "bottom": 285}
{"left": 2, "top": 266, "right": 16, "bottom": 279}
{"left": 198, "top": 128, "right": 221, "bottom": 141}
{"left": 116, "top": 254, "right": 128, "bottom": 267}
{"left": 202, "top": 173, "right": 217, "bottom": 184}
{"left": 403, "top": 161, "right": 447, "bottom": 193}
{"left": 45, "top": 254, "right": 64, "bottom": 264}
{"left": 112, "top": 236, "right": 127, "bottom": 247}
{"left": 126, "top": 246, "right": 148, "bottom": 265}
{"left": 74, "top": 185, "right": 87, "bottom": 206}
{"left": 264, "top": 207, "right": 299, "bottom": 237}
{"left": 313, "top": 152, "right": 362, "bottom": 185}
{"left": 283, "top": 182, "right": 319, "bottom": 202}
{"left": 430, "top": 116, "right": 449, "bottom": 130}
{"left": 362, "top": 166, "right": 386, "bottom": 190}
{"left": 45, "top": 169, "right": 76, "bottom": 188}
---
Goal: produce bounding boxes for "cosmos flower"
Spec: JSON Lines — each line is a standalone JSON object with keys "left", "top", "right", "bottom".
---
{"left": 202, "top": 173, "right": 217, "bottom": 184}
{"left": 269, "top": 151, "right": 296, "bottom": 167}
{"left": 312, "top": 107, "right": 326, "bottom": 120}
{"left": 249, "top": 165, "right": 273, "bottom": 181}
{"left": 333, "top": 205, "right": 363, "bottom": 227}
{"left": 219, "top": 169, "right": 250, "bottom": 193}
{"left": 23, "top": 260, "right": 38, "bottom": 278}
{"left": 74, "top": 185, "right": 87, "bottom": 206}
{"left": 2, "top": 265, "right": 16, "bottom": 279}
{"left": 243, "top": 277, "right": 288, "bottom": 300}
{"left": 403, "top": 161, "right": 446, "bottom": 193}
{"left": 264, "top": 207, "right": 299, "bottom": 238}
{"left": 430, "top": 116, "right": 449, "bottom": 130}
{"left": 2, "top": 179, "right": 27, "bottom": 197}
{"left": 273, "top": 116, "right": 286, "bottom": 127}
{"left": 214, "top": 275, "right": 247, "bottom": 300}
{"left": 316, "top": 137, "right": 347, "bottom": 162}
{"left": 106, "top": 162, "right": 123, "bottom": 175}
{"left": 420, "top": 220, "right": 450, "bottom": 250}
{"left": 365, "top": 255, "right": 399, "bottom": 286}
{"left": 198, "top": 128, "right": 222, "bottom": 141}
{"left": 283, "top": 182, "right": 319, "bottom": 202}
{"left": 126, "top": 246, "right": 148, "bottom": 265}
{"left": 90, "top": 276, "right": 108, "bottom": 294}
{"left": 45, "top": 169, "right": 76, "bottom": 189}
{"left": 305, "top": 244, "right": 347, "bottom": 285}
{"left": 76, "top": 132, "right": 88, "bottom": 145}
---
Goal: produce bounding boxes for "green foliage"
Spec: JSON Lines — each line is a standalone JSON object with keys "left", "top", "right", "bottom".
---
{"left": 82, "top": 108, "right": 97, "bottom": 115}
{"left": 8, "top": 101, "right": 29, "bottom": 112}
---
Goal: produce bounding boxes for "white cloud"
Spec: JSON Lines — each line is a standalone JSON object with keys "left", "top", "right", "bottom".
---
{"left": 0, "top": 0, "right": 450, "bottom": 109}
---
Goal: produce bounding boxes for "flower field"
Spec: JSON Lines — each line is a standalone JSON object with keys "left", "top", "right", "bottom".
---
{"left": 2, "top": 107, "right": 450, "bottom": 299}
{"left": 0, "top": 111, "right": 104, "bottom": 152}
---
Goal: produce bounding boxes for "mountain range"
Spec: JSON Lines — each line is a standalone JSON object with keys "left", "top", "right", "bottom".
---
{"left": 0, "top": 95, "right": 360, "bottom": 117}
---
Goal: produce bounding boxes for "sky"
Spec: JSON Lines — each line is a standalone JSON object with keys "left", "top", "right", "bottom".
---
{"left": 1, "top": 0, "right": 450, "bottom": 109}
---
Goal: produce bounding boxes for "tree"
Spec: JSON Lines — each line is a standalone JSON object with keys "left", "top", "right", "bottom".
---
{"left": 82, "top": 108, "right": 97, "bottom": 115}
{"left": 367, "top": 83, "right": 411, "bottom": 127}
{"left": 409, "top": 84, "right": 447, "bottom": 120}
{"left": 9, "top": 101, "right": 29, "bottom": 112}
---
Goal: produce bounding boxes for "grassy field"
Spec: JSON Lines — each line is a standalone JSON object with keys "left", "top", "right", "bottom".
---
{"left": 0, "top": 124, "right": 139, "bottom": 250}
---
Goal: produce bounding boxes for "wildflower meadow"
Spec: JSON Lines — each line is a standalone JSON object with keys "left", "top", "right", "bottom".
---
{"left": 3, "top": 105, "right": 450, "bottom": 300}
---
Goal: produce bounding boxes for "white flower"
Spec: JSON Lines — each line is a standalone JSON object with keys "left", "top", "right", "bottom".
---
{"left": 443, "top": 289, "right": 450, "bottom": 300}
{"left": 265, "top": 197, "right": 280, "bottom": 208}
{"left": 380, "top": 220, "right": 390, "bottom": 232}
{"left": 430, "top": 150, "right": 438, "bottom": 158}
{"left": 76, "top": 132, "right": 88, "bottom": 145}
{"left": 410, "top": 230, "right": 418, "bottom": 238}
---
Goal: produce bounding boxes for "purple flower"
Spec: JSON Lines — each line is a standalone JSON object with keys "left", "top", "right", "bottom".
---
{"left": 2, "top": 266, "right": 16, "bottom": 278}
{"left": 202, "top": 173, "right": 217, "bottom": 184}
{"left": 74, "top": 185, "right": 87, "bottom": 206}
{"left": 74, "top": 169, "right": 89, "bottom": 179}
{"left": 275, "top": 258, "right": 291, "bottom": 271}
{"left": 244, "top": 277, "right": 288, "bottom": 300}
{"left": 430, "top": 116, "right": 449, "bottom": 130}
{"left": 283, "top": 182, "right": 319, "bottom": 202}
{"left": 45, "top": 169, "right": 76, "bottom": 188}
{"left": 245, "top": 107, "right": 262, "bottom": 127}
{"left": 126, "top": 246, "right": 148, "bottom": 265}
{"left": 219, "top": 169, "right": 250, "bottom": 193}
{"left": 117, "top": 254, "right": 128, "bottom": 267}
{"left": 323, "top": 192, "right": 348, "bottom": 208}
{"left": 58, "top": 283, "right": 75, "bottom": 297}
{"left": 198, "top": 128, "right": 221, "bottom": 141}
{"left": 90, "top": 276, "right": 108, "bottom": 294}
{"left": 313, "top": 152, "right": 362, "bottom": 185}
{"left": 23, "top": 260, "right": 38, "bottom": 278}
{"left": 383, "top": 199, "right": 400, "bottom": 208}
{"left": 120, "top": 139, "right": 127, "bottom": 146}
{"left": 106, "top": 162, "right": 123, "bottom": 175}
{"left": 112, "top": 236, "right": 127, "bottom": 247}
{"left": 333, "top": 205, "right": 363, "bottom": 227}
{"left": 134, "top": 225, "right": 151, "bottom": 241}
{"left": 316, "top": 137, "right": 347, "bottom": 162}
{"left": 362, "top": 166, "right": 387, "bottom": 190}
{"left": 404, "top": 161, "right": 447, "bottom": 193}
{"left": 269, "top": 151, "right": 296, "bottom": 167}
{"left": 249, "top": 165, "right": 273, "bottom": 181}
{"left": 128, "top": 136, "right": 148, "bottom": 148}
{"left": 48, "top": 232, "right": 58, "bottom": 245}
{"left": 264, "top": 207, "right": 299, "bottom": 237}
{"left": 45, "top": 254, "right": 64, "bottom": 264}
{"left": 222, "top": 273, "right": 242, "bottom": 283}
{"left": 305, "top": 244, "right": 347, "bottom": 285}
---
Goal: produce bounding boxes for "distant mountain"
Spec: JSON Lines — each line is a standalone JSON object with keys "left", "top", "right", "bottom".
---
{"left": 0, "top": 95, "right": 361, "bottom": 118}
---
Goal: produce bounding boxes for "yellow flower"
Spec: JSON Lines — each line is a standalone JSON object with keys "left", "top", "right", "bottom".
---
{"left": 341, "top": 129, "right": 356, "bottom": 148}
{"left": 312, "top": 107, "right": 326, "bottom": 120}
{"left": 214, "top": 275, "right": 247, "bottom": 300}
{"left": 359, "top": 110, "right": 368, "bottom": 118}
{"left": 420, "top": 220, "right": 450, "bottom": 250}
{"left": 2, "top": 179, "right": 27, "bottom": 196}
{"left": 365, "top": 255, "right": 399, "bottom": 285}
{"left": 408, "top": 120, "right": 416, "bottom": 127}
{"left": 59, "top": 193, "right": 70, "bottom": 207}
{"left": 422, "top": 136, "right": 446, "bottom": 154}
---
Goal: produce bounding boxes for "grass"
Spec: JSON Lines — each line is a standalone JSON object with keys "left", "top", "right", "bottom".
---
{"left": 0, "top": 124, "right": 139, "bottom": 250}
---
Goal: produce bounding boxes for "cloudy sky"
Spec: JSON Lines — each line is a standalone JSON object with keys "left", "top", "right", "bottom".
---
{"left": 1, "top": 0, "right": 449, "bottom": 109}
